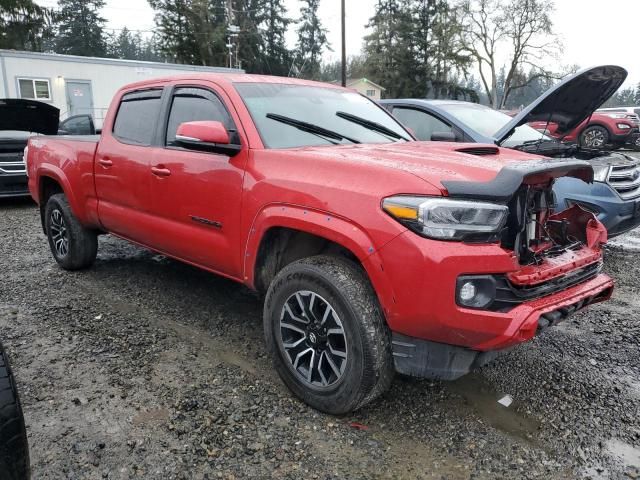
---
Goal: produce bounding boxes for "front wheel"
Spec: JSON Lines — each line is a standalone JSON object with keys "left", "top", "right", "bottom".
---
{"left": 264, "top": 255, "right": 394, "bottom": 414}
{"left": 44, "top": 193, "right": 97, "bottom": 270}
{"left": 0, "top": 342, "right": 30, "bottom": 480}
{"left": 579, "top": 125, "right": 609, "bottom": 148}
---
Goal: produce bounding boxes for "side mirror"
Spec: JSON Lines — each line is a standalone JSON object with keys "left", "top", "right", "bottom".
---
{"left": 431, "top": 131, "right": 457, "bottom": 142}
{"left": 175, "top": 121, "right": 241, "bottom": 156}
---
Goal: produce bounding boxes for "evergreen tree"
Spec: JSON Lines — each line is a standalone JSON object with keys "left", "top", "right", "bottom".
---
{"left": 231, "top": 0, "right": 266, "bottom": 72}
{"left": 55, "top": 0, "right": 107, "bottom": 57}
{"left": 634, "top": 82, "right": 640, "bottom": 106}
{"left": 259, "top": 0, "right": 292, "bottom": 76}
{"left": 363, "top": 0, "right": 408, "bottom": 97}
{"left": 0, "top": 0, "right": 54, "bottom": 51}
{"left": 107, "top": 27, "right": 141, "bottom": 60}
{"left": 363, "top": 0, "right": 471, "bottom": 99}
{"left": 295, "top": 0, "right": 330, "bottom": 79}
{"left": 148, "top": 0, "right": 227, "bottom": 66}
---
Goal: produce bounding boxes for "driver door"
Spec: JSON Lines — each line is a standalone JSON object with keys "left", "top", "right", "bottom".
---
{"left": 147, "top": 84, "right": 247, "bottom": 278}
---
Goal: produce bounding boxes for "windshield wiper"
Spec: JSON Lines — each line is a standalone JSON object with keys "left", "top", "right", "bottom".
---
{"left": 336, "top": 111, "right": 411, "bottom": 141}
{"left": 266, "top": 113, "right": 360, "bottom": 145}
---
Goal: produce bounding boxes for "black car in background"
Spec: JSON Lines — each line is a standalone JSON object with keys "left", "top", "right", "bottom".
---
{"left": 0, "top": 99, "right": 95, "bottom": 198}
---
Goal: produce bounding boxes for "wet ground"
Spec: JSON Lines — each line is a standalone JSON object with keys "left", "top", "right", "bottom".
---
{"left": 0, "top": 198, "right": 639, "bottom": 479}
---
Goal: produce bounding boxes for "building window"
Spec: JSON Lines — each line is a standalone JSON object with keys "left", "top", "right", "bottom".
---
{"left": 18, "top": 78, "right": 51, "bottom": 101}
{"left": 366, "top": 89, "right": 376, "bottom": 97}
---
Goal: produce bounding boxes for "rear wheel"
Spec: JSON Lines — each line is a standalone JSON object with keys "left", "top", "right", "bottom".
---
{"left": 579, "top": 125, "right": 609, "bottom": 148}
{"left": 44, "top": 193, "right": 97, "bottom": 270}
{"left": 264, "top": 255, "right": 394, "bottom": 414}
{"left": 0, "top": 341, "right": 30, "bottom": 480}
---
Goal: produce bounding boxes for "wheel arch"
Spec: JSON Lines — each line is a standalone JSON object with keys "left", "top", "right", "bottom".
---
{"left": 37, "top": 173, "right": 66, "bottom": 233}
{"left": 245, "top": 205, "right": 396, "bottom": 318}
{"left": 36, "top": 166, "right": 92, "bottom": 229}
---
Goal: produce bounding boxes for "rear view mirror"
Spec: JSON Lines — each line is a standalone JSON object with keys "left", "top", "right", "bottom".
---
{"left": 431, "top": 131, "right": 457, "bottom": 142}
{"left": 175, "top": 121, "right": 241, "bottom": 156}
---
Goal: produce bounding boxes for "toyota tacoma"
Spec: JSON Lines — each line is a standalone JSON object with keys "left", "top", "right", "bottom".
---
{"left": 26, "top": 75, "right": 613, "bottom": 414}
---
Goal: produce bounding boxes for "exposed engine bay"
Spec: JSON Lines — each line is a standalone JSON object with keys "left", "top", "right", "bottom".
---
{"left": 502, "top": 182, "right": 607, "bottom": 265}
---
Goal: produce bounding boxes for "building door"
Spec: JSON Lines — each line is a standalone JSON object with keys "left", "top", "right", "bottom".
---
{"left": 65, "top": 80, "right": 94, "bottom": 117}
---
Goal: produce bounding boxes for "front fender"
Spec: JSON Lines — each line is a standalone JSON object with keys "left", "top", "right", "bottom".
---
{"left": 243, "top": 203, "right": 398, "bottom": 318}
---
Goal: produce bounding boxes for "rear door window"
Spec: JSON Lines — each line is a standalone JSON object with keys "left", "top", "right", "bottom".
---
{"left": 393, "top": 107, "right": 452, "bottom": 141}
{"left": 165, "top": 87, "right": 233, "bottom": 146}
{"left": 113, "top": 89, "right": 163, "bottom": 145}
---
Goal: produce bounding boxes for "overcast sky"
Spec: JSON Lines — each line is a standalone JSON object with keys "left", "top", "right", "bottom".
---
{"left": 35, "top": 0, "right": 640, "bottom": 87}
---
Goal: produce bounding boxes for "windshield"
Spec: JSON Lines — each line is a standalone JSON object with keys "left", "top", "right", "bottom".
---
{"left": 235, "top": 83, "right": 411, "bottom": 148}
{"left": 438, "top": 103, "right": 553, "bottom": 147}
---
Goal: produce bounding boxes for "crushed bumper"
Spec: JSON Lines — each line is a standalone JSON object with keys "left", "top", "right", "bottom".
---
{"left": 392, "top": 274, "right": 612, "bottom": 379}
{"left": 371, "top": 228, "right": 613, "bottom": 353}
{"left": 471, "top": 273, "right": 613, "bottom": 351}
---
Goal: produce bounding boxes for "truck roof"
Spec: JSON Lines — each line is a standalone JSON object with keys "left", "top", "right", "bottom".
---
{"left": 119, "top": 73, "right": 345, "bottom": 92}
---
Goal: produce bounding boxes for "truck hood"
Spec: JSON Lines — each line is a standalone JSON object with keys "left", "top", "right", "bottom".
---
{"left": 495, "top": 65, "right": 627, "bottom": 144}
{"left": 0, "top": 99, "right": 60, "bottom": 135}
{"left": 294, "top": 142, "right": 592, "bottom": 201}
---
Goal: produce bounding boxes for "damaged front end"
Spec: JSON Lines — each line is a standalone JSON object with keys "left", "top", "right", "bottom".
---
{"left": 443, "top": 158, "right": 612, "bottom": 321}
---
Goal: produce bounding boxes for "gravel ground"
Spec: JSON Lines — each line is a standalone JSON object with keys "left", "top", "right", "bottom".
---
{"left": 1, "top": 198, "right": 639, "bottom": 480}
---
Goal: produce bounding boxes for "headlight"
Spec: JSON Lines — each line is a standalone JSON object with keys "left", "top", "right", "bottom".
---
{"left": 592, "top": 165, "right": 610, "bottom": 182}
{"left": 382, "top": 196, "right": 509, "bottom": 241}
{"left": 605, "top": 113, "right": 627, "bottom": 119}
{"left": 617, "top": 123, "right": 631, "bottom": 129}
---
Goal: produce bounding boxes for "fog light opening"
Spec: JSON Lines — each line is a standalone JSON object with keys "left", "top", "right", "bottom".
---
{"left": 456, "top": 275, "right": 497, "bottom": 309}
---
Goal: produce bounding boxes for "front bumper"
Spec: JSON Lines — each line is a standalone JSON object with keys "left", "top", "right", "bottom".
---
{"left": 610, "top": 128, "right": 639, "bottom": 146}
{"left": 391, "top": 274, "right": 611, "bottom": 380}
{"left": 369, "top": 229, "right": 613, "bottom": 353}
{"left": 0, "top": 173, "right": 29, "bottom": 198}
{"left": 553, "top": 176, "right": 640, "bottom": 237}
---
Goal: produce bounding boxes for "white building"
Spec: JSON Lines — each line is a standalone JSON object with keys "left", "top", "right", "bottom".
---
{"left": 0, "top": 49, "right": 240, "bottom": 126}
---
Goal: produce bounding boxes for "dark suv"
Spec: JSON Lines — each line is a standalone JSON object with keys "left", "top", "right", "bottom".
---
{"left": 0, "top": 99, "right": 95, "bottom": 198}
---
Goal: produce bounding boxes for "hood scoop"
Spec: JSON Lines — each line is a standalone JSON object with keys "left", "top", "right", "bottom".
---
{"left": 455, "top": 146, "right": 500, "bottom": 156}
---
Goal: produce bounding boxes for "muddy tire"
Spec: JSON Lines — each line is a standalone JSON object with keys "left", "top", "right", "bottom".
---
{"left": 0, "top": 342, "right": 30, "bottom": 480}
{"left": 264, "top": 255, "right": 394, "bottom": 414}
{"left": 579, "top": 125, "right": 609, "bottom": 148}
{"left": 44, "top": 193, "right": 97, "bottom": 270}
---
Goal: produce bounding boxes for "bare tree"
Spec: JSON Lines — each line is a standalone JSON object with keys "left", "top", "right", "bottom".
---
{"left": 460, "top": 0, "right": 560, "bottom": 108}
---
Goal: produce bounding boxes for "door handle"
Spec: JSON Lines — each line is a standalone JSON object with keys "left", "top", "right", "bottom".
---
{"left": 98, "top": 158, "right": 113, "bottom": 167}
{"left": 151, "top": 165, "right": 171, "bottom": 177}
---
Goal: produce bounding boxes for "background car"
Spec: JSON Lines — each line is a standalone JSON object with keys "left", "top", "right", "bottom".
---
{"left": 528, "top": 111, "right": 640, "bottom": 149}
{"left": 0, "top": 99, "right": 60, "bottom": 198}
{"left": 0, "top": 99, "right": 96, "bottom": 199}
{"left": 381, "top": 65, "right": 640, "bottom": 237}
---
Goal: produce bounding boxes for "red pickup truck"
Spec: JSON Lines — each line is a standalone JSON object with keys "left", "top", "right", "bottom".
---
{"left": 26, "top": 74, "right": 614, "bottom": 414}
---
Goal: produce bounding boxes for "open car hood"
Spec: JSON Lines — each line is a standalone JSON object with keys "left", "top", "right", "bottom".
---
{"left": 0, "top": 99, "right": 60, "bottom": 135}
{"left": 495, "top": 65, "right": 627, "bottom": 145}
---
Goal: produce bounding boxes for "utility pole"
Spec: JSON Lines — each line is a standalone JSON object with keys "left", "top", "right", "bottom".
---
{"left": 341, "top": 0, "right": 346, "bottom": 86}
{"left": 227, "top": 0, "right": 240, "bottom": 69}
